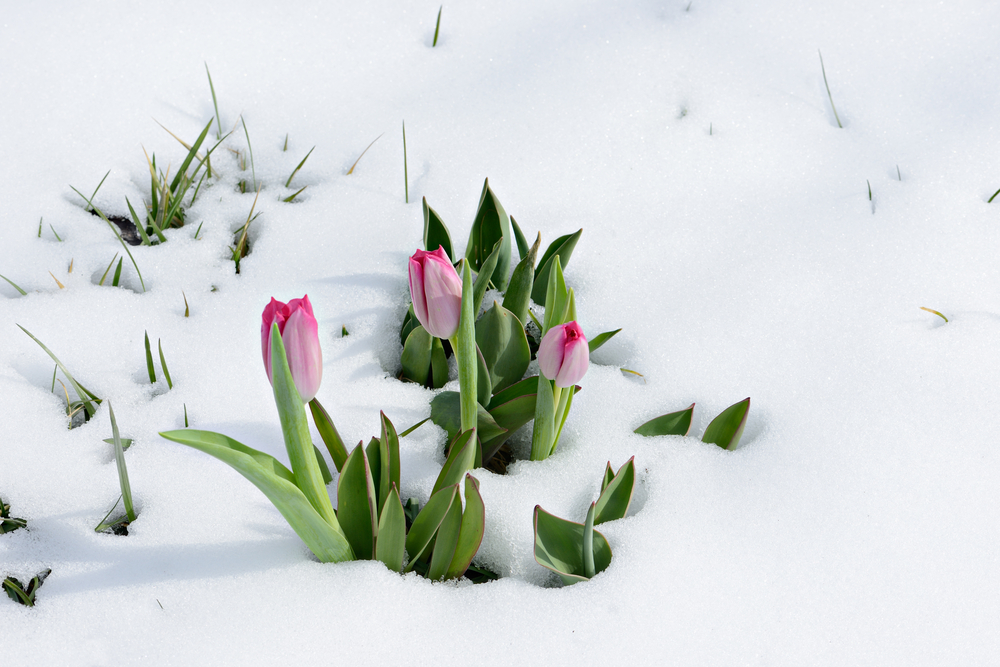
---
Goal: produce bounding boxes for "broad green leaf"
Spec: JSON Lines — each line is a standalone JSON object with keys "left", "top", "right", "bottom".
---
{"left": 488, "top": 375, "right": 539, "bottom": 409}
{"left": 401, "top": 324, "right": 434, "bottom": 386}
{"left": 472, "top": 239, "right": 503, "bottom": 315}
{"left": 594, "top": 457, "right": 635, "bottom": 525}
{"left": 433, "top": 429, "right": 477, "bottom": 493}
{"left": 365, "top": 436, "right": 381, "bottom": 493}
{"left": 510, "top": 215, "right": 529, "bottom": 261}
{"left": 405, "top": 484, "right": 458, "bottom": 569}
{"left": 429, "top": 391, "right": 507, "bottom": 445}
{"left": 529, "top": 376, "right": 555, "bottom": 461}
{"left": 378, "top": 412, "right": 401, "bottom": 517}
{"left": 313, "top": 444, "right": 333, "bottom": 485}
{"left": 475, "top": 344, "right": 492, "bottom": 408}
{"left": 422, "top": 197, "right": 454, "bottom": 258}
{"left": 464, "top": 178, "right": 511, "bottom": 290}
{"left": 375, "top": 484, "right": 406, "bottom": 572}
{"left": 588, "top": 328, "right": 622, "bottom": 353}
{"left": 542, "top": 257, "right": 571, "bottom": 334}
{"left": 337, "top": 444, "right": 378, "bottom": 560}
{"left": 703, "top": 397, "right": 750, "bottom": 451}
{"left": 532, "top": 228, "right": 582, "bottom": 306}
{"left": 533, "top": 505, "right": 612, "bottom": 586}
{"left": 309, "top": 398, "right": 349, "bottom": 472}
{"left": 17, "top": 325, "right": 101, "bottom": 419}
{"left": 399, "top": 304, "right": 418, "bottom": 347}
{"left": 634, "top": 403, "right": 695, "bottom": 437}
{"left": 502, "top": 232, "right": 540, "bottom": 327}
{"left": 159, "top": 429, "right": 353, "bottom": 562}
{"left": 476, "top": 302, "right": 531, "bottom": 394}
{"left": 445, "top": 474, "right": 486, "bottom": 580}
{"left": 270, "top": 325, "right": 338, "bottom": 526}
{"left": 427, "top": 491, "right": 463, "bottom": 580}
{"left": 482, "top": 376, "right": 539, "bottom": 461}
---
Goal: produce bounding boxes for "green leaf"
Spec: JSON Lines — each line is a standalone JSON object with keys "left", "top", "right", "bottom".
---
{"left": 269, "top": 324, "right": 339, "bottom": 526}
{"left": 476, "top": 302, "right": 530, "bottom": 395}
{"left": 17, "top": 325, "right": 101, "bottom": 419}
{"left": 422, "top": 197, "right": 453, "bottom": 258}
{"left": 482, "top": 376, "right": 538, "bottom": 461}
{"left": 588, "top": 328, "right": 622, "bottom": 353}
{"left": 170, "top": 119, "right": 214, "bottom": 194}
{"left": 144, "top": 331, "right": 156, "bottom": 384}
{"left": 405, "top": 483, "right": 458, "bottom": 569}
{"left": 365, "top": 437, "right": 381, "bottom": 494}
{"left": 378, "top": 412, "right": 401, "bottom": 517}
{"left": 464, "top": 178, "right": 512, "bottom": 290}
{"left": 313, "top": 444, "right": 333, "bottom": 484}
{"left": 285, "top": 146, "right": 315, "bottom": 189}
{"left": 532, "top": 228, "right": 582, "bottom": 306}
{"left": 399, "top": 304, "right": 418, "bottom": 347}
{"left": 430, "top": 336, "right": 449, "bottom": 388}
{"left": 600, "top": 462, "right": 615, "bottom": 493}
{"left": 430, "top": 392, "right": 507, "bottom": 445}
{"left": 702, "top": 398, "right": 750, "bottom": 451}
{"left": 541, "top": 256, "right": 570, "bottom": 334}
{"left": 159, "top": 429, "right": 353, "bottom": 562}
{"left": 582, "top": 502, "right": 596, "bottom": 579}
{"left": 426, "top": 489, "right": 463, "bottom": 580}
{"left": 634, "top": 403, "right": 694, "bottom": 437}
{"left": 400, "top": 324, "right": 434, "bottom": 386}
{"left": 533, "top": 505, "right": 612, "bottom": 586}
{"left": 433, "top": 429, "right": 478, "bottom": 493}
{"left": 337, "top": 444, "right": 378, "bottom": 560}
{"left": 375, "top": 484, "right": 406, "bottom": 572}
{"left": 529, "top": 376, "right": 555, "bottom": 461}
{"left": 445, "top": 474, "right": 486, "bottom": 580}
{"left": 0, "top": 272, "right": 27, "bottom": 295}
{"left": 510, "top": 215, "right": 529, "bottom": 261}
{"left": 472, "top": 238, "right": 503, "bottom": 315}
{"left": 501, "top": 232, "right": 540, "bottom": 327}
{"left": 455, "top": 260, "right": 479, "bottom": 433}
{"left": 108, "top": 402, "right": 136, "bottom": 522}
{"left": 594, "top": 457, "right": 635, "bottom": 525}
{"left": 309, "top": 398, "right": 349, "bottom": 472}
{"left": 157, "top": 339, "right": 173, "bottom": 389}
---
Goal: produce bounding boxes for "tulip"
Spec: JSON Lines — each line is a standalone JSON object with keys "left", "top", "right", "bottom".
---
{"left": 408, "top": 247, "right": 462, "bottom": 339}
{"left": 261, "top": 295, "right": 323, "bottom": 402}
{"left": 537, "top": 321, "right": 589, "bottom": 388}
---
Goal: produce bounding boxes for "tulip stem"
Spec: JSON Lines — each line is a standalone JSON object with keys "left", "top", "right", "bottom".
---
{"left": 452, "top": 260, "right": 478, "bottom": 436}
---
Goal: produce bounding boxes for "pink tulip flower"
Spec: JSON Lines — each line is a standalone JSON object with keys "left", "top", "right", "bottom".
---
{"left": 261, "top": 295, "right": 323, "bottom": 402}
{"left": 537, "top": 321, "right": 589, "bottom": 388}
{"left": 408, "top": 247, "right": 462, "bottom": 339}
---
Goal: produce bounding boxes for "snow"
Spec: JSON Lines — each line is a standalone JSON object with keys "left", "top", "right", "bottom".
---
{"left": 3, "top": 0, "right": 1000, "bottom": 664}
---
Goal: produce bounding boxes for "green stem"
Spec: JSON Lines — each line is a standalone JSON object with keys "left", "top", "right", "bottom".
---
{"left": 550, "top": 385, "right": 573, "bottom": 457}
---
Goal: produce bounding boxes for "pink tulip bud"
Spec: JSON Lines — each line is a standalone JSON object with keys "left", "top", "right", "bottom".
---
{"left": 408, "top": 247, "right": 462, "bottom": 339}
{"left": 537, "top": 321, "right": 589, "bottom": 388}
{"left": 261, "top": 295, "right": 323, "bottom": 402}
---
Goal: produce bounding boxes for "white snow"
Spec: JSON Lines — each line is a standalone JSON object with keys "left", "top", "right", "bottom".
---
{"left": 3, "top": 1, "right": 1000, "bottom": 664}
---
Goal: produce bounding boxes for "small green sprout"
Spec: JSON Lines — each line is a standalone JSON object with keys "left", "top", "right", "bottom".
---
{"left": 920, "top": 306, "right": 948, "bottom": 323}
{"left": 433, "top": 5, "right": 443, "bottom": 46}
{"left": 818, "top": 50, "right": 843, "bottom": 128}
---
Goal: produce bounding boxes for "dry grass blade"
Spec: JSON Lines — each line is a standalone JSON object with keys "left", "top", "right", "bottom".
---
{"left": 346, "top": 133, "right": 383, "bottom": 175}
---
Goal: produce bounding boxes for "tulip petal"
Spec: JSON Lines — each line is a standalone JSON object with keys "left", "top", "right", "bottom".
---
{"left": 282, "top": 305, "right": 323, "bottom": 402}
{"left": 555, "top": 332, "right": 589, "bottom": 388}
{"left": 409, "top": 257, "right": 428, "bottom": 328}
{"left": 537, "top": 326, "right": 566, "bottom": 380}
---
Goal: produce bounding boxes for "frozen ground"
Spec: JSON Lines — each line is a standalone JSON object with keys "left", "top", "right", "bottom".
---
{"left": 2, "top": 1, "right": 999, "bottom": 664}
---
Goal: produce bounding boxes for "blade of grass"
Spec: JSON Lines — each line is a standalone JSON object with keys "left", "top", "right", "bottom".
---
{"left": 402, "top": 121, "right": 409, "bottom": 203}
{"left": 0, "top": 273, "right": 27, "bottom": 295}
{"left": 285, "top": 146, "right": 314, "bottom": 188}
{"left": 241, "top": 116, "right": 257, "bottom": 193}
{"left": 125, "top": 197, "right": 154, "bottom": 245}
{"left": 98, "top": 254, "right": 119, "bottom": 286}
{"left": 206, "top": 63, "right": 222, "bottom": 140}
{"left": 108, "top": 402, "right": 136, "bottom": 522}
{"left": 988, "top": 188, "right": 1000, "bottom": 204}
{"left": 283, "top": 186, "right": 307, "bottom": 203}
{"left": 88, "top": 170, "right": 111, "bottom": 207}
{"left": 184, "top": 403, "right": 189, "bottom": 427}
{"left": 818, "top": 50, "right": 843, "bottom": 128}
{"left": 183, "top": 291, "right": 190, "bottom": 317}
{"left": 346, "top": 133, "right": 383, "bottom": 175}
{"left": 283, "top": 133, "right": 288, "bottom": 152}
{"left": 17, "top": 324, "right": 101, "bottom": 418}
{"left": 51, "top": 364, "right": 57, "bottom": 392}
{"left": 920, "top": 306, "right": 948, "bottom": 323}
{"left": 49, "top": 225, "right": 63, "bottom": 242}
{"left": 144, "top": 331, "right": 156, "bottom": 383}
{"left": 71, "top": 186, "right": 148, "bottom": 293}
{"left": 37, "top": 217, "right": 42, "bottom": 237}
{"left": 112, "top": 258, "right": 123, "bottom": 287}
{"left": 68, "top": 259, "right": 73, "bottom": 274}
{"left": 233, "top": 187, "right": 262, "bottom": 273}
{"left": 433, "top": 5, "right": 443, "bottom": 46}
{"left": 48, "top": 272, "right": 65, "bottom": 289}
{"left": 158, "top": 339, "right": 173, "bottom": 389}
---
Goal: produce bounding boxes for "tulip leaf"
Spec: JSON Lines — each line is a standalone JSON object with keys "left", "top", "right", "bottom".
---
{"left": 375, "top": 484, "right": 406, "bottom": 572}
{"left": 430, "top": 336, "right": 449, "bottom": 387}
{"left": 510, "top": 215, "right": 529, "bottom": 261}
{"left": 429, "top": 391, "right": 507, "bottom": 445}
{"left": 337, "top": 444, "right": 378, "bottom": 560}
{"left": 427, "top": 490, "right": 463, "bottom": 580}
{"left": 433, "top": 428, "right": 478, "bottom": 493}
{"left": 365, "top": 436, "right": 382, "bottom": 493}
{"left": 378, "top": 412, "right": 401, "bottom": 517}
{"left": 502, "top": 232, "right": 540, "bottom": 328}
{"left": 445, "top": 474, "right": 487, "bottom": 580}
{"left": 588, "top": 328, "right": 622, "bottom": 353}
{"left": 455, "top": 260, "right": 479, "bottom": 434}
{"left": 529, "top": 376, "right": 555, "bottom": 461}
{"left": 600, "top": 462, "right": 615, "bottom": 492}
{"left": 703, "top": 398, "right": 750, "bottom": 451}
{"left": 422, "top": 197, "right": 453, "bottom": 259}
{"left": 634, "top": 403, "right": 694, "bottom": 437}
{"left": 582, "top": 502, "right": 596, "bottom": 579}
{"left": 270, "top": 324, "right": 339, "bottom": 527}
{"left": 475, "top": 344, "right": 492, "bottom": 408}
{"left": 594, "top": 457, "right": 635, "bottom": 525}
{"left": 533, "top": 505, "right": 612, "bottom": 586}
{"left": 464, "top": 178, "right": 512, "bottom": 290}
{"left": 399, "top": 304, "right": 418, "bottom": 347}
{"left": 309, "top": 398, "right": 349, "bottom": 472}
{"left": 401, "top": 325, "right": 435, "bottom": 387}
{"left": 472, "top": 239, "right": 503, "bottom": 315}
{"left": 532, "top": 228, "right": 582, "bottom": 306}
{"left": 313, "top": 444, "right": 333, "bottom": 484}
{"left": 542, "top": 257, "right": 571, "bottom": 334}
{"left": 488, "top": 374, "right": 539, "bottom": 409}
{"left": 405, "top": 483, "right": 458, "bottom": 569}
{"left": 482, "top": 376, "right": 539, "bottom": 461}
{"left": 476, "top": 302, "right": 531, "bottom": 395}
{"left": 159, "top": 429, "right": 354, "bottom": 563}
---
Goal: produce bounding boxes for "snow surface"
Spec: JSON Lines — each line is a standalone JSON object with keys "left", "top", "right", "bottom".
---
{"left": 3, "top": 1, "right": 1000, "bottom": 664}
